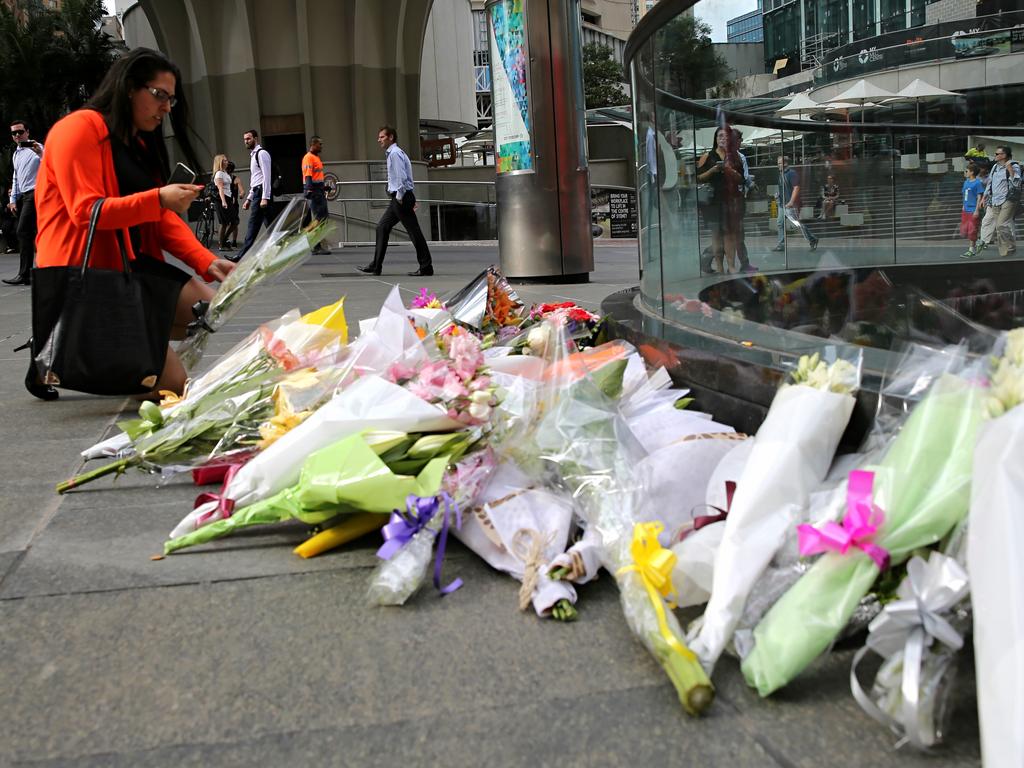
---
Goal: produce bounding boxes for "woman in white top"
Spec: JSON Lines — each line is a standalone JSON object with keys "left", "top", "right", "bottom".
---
{"left": 212, "top": 154, "right": 239, "bottom": 251}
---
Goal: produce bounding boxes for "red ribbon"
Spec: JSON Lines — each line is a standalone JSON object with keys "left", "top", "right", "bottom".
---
{"left": 193, "top": 461, "right": 245, "bottom": 525}
{"left": 675, "top": 481, "right": 736, "bottom": 544}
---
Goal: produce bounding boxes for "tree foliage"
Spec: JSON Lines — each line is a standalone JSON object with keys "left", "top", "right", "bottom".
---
{"left": 0, "top": 0, "right": 117, "bottom": 150}
{"left": 655, "top": 15, "right": 730, "bottom": 99}
{"left": 582, "top": 43, "right": 627, "bottom": 110}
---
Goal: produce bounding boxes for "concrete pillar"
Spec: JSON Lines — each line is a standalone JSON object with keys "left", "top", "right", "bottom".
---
{"left": 487, "top": 0, "right": 593, "bottom": 281}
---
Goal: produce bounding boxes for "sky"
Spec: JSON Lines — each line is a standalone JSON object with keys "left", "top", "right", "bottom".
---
{"left": 695, "top": 0, "right": 760, "bottom": 42}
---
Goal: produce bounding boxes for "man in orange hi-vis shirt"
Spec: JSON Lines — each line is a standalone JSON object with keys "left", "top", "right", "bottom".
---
{"left": 301, "top": 135, "right": 330, "bottom": 254}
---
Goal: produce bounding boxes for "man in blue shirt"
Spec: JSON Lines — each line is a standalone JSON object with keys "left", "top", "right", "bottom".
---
{"left": 5, "top": 119, "right": 43, "bottom": 286}
{"left": 236, "top": 129, "right": 274, "bottom": 261}
{"left": 772, "top": 156, "right": 817, "bottom": 253}
{"left": 358, "top": 125, "right": 433, "bottom": 277}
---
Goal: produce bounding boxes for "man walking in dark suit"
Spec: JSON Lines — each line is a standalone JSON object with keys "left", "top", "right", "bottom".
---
{"left": 358, "top": 125, "right": 433, "bottom": 277}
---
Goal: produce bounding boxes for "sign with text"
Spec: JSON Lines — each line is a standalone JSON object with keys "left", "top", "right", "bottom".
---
{"left": 609, "top": 191, "right": 637, "bottom": 238}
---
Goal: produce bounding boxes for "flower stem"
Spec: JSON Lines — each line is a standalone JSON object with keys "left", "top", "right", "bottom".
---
{"left": 651, "top": 633, "right": 715, "bottom": 716}
{"left": 56, "top": 457, "right": 132, "bottom": 494}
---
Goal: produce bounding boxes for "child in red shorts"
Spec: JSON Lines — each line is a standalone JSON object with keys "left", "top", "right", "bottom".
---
{"left": 960, "top": 162, "right": 985, "bottom": 258}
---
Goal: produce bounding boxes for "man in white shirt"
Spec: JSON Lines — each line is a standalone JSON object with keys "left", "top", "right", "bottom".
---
{"left": 357, "top": 125, "right": 433, "bottom": 276}
{"left": 236, "top": 128, "right": 274, "bottom": 260}
{"left": 5, "top": 119, "right": 43, "bottom": 285}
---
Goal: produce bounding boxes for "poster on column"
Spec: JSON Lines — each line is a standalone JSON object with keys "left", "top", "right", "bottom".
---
{"left": 489, "top": 0, "right": 533, "bottom": 174}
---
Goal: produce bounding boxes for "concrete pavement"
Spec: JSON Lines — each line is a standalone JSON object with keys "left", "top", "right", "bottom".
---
{"left": 0, "top": 243, "right": 981, "bottom": 766}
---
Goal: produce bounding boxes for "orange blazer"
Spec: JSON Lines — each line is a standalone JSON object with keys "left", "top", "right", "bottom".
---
{"left": 34, "top": 109, "right": 216, "bottom": 279}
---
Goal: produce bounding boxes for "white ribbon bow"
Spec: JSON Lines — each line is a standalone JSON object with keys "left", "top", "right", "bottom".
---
{"left": 851, "top": 552, "right": 970, "bottom": 749}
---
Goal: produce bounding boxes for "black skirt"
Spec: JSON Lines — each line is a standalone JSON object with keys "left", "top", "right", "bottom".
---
{"left": 217, "top": 198, "right": 239, "bottom": 226}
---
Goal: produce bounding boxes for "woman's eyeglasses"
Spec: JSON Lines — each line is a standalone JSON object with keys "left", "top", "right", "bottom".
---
{"left": 146, "top": 87, "right": 177, "bottom": 108}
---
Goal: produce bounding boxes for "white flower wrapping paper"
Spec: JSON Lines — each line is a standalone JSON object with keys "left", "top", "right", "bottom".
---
{"left": 689, "top": 383, "right": 856, "bottom": 672}
{"left": 969, "top": 405, "right": 1024, "bottom": 768}
{"left": 456, "top": 460, "right": 577, "bottom": 616}
{"left": 669, "top": 437, "right": 753, "bottom": 608}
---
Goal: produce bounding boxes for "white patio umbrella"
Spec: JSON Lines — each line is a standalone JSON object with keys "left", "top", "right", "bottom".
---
{"left": 831, "top": 80, "right": 898, "bottom": 124}
{"left": 775, "top": 92, "right": 823, "bottom": 163}
{"left": 885, "top": 79, "right": 961, "bottom": 153}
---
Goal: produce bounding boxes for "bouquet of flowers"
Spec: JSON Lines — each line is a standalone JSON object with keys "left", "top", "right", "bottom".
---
{"left": 690, "top": 351, "right": 860, "bottom": 673}
{"left": 535, "top": 327, "right": 714, "bottom": 715}
{"left": 178, "top": 199, "right": 333, "bottom": 368}
{"left": 163, "top": 429, "right": 475, "bottom": 554}
{"left": 444, "top": 266, "right": 524, "bottom": 333}
{"left": 79, "top": 300, "right": 348, "bottom": 462}
{"left": 741, "top": 352, "right": 985, "bottom": 696}
{"left": 969, "top": 328, "right": 1024, "bottom": 767}
{"left": 366, "top": 447, "right": 497, "bottom": 606}
{"left": 849, "top": 550, "right": 970, "bottom": 749}
{"left": 59, "top": 303, "right": 349, "bottom": 492}
{"left": 455, "top": 459, "right": 580, "bottom": 618}
{"left": 168, "top": 286, "right": 447, "bottom": 540}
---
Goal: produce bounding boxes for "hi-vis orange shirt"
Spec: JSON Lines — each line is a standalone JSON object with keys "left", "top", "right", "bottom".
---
{"left": 301, "top": 152, "right": 324, "bottom": 184}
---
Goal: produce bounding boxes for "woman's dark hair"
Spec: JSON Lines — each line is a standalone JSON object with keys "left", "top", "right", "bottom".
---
{"left": 226, "top": 160, "right": 236, "bottom": 173}
{"left": 86, "top": 47, "right": 202, "bottom": 182}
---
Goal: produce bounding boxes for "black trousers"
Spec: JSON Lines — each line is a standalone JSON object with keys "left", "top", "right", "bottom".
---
{"left": 238, "top": 185, "right": 273, "bottom": 259}
{"left": 301, "top": 187, "right": 329, "bottom": 227}
{"left": 15, "top": 190, "right": 37, "bottom": 278}
{"left": 371, "top": 192, "right": 432, "bottom": 270}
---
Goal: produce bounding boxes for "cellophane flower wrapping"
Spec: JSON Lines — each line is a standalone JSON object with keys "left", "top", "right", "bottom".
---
{"left": 690, "top": 350, "right": 861, "bottom": 672}
{"left": 533, "top": 324, "right": 713, "bottom": 714}
{"left": 667, "top": 437, "right": 752, "bottom": 608}
{"left": 164, "top": 429, "right": 463, "bottom": 554}
{"left": 178, "top": 199, "right": 332, "bottom": 369}
{"left": 848, "top": 546, "right": 971, "bottom": 750}
{"left": 366, "top": 447, "right": 497, "bottom": 606}
{"left": 969, "top": 329, "right": 1024, "bottom": 768}
{"left": 741, "top": 349, "right": 985, "bottom": 697}
{"left": 456, "top": 457, "right": 579, "bottom": 616}
{"left": 172, "top": 288, "right": 440, "bottom": 538}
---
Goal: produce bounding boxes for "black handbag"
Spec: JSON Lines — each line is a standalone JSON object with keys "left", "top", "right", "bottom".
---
{"left": 33, "top": 198, "right": 180, "bottom": 395}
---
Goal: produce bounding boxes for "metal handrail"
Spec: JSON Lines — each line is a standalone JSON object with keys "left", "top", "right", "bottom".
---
{"left": 325, "top": 184, "right": 635, "bottom": 243}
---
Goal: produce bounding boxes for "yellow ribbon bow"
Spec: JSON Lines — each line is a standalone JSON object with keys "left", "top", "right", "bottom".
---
{"left": 617, "top": 522, "right": 696, "bottom": 662}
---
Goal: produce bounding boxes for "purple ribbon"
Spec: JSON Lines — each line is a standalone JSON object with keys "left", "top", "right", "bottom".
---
{"left": 376, "top": 493, "right": 463, "bottom": 595}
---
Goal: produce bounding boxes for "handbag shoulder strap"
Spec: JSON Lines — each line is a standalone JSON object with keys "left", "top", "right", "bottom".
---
{"left": 81, "top": 198, "right": 130, "bottom": 276}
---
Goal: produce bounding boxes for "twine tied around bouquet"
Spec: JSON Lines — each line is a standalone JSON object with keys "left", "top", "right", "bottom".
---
{"left": 470, "top": 487, "right": 538, "bottom": 551}
{"left": 512, "top": 528, "right": 554, "bottom": 612}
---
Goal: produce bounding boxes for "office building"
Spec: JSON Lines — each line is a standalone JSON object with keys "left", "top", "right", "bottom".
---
{"left": 727, "top": 1, "right": 763, "bottom": 43}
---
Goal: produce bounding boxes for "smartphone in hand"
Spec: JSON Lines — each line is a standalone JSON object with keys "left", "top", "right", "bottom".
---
{"left": 168, "top": 162, "right": 197, "bottom": 185}
{"left": 18, "top": 141, "right": 35, "bottom": 149}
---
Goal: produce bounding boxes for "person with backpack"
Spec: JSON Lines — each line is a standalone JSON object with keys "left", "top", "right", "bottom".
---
{"left": 984, "top": 145, "right": 1020, "bottom": 258}
{"left": 236, "top": 128, "right": 273, "bottom": 260}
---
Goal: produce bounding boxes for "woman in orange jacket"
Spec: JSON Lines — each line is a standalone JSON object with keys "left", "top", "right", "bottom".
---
{"left": 30, "top": 48, "right": 235, "bottom": 400}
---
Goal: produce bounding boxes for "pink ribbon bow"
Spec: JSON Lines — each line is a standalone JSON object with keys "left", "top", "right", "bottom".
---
{"left": 797, "top": 470, "right": 890, "bottom": 570}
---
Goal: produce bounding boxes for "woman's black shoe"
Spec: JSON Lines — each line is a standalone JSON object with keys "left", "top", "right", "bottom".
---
{"left": 25, "top": 360, "right": 58, "bottom": 401}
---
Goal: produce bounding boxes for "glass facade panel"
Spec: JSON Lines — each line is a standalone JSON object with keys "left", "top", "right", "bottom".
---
{"left": 627, "top": 0, "right": 1024, "bottom": 386}
{"left": 634, "top": 38, "right": 661, "bottom": 313}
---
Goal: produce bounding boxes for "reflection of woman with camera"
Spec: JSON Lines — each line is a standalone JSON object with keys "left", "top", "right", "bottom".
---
{"left": 696, "top": 126, "right": 745, "bottom": 273}
{"left": 30, "top": 48, "right": 236, "bottom": 400}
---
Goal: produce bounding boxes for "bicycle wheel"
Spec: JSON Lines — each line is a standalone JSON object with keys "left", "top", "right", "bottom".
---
{"left": 195, "top": 207, "right": 214, "bottom": 248}
{"left": 324, "top": 172, "right": 339, "bottom": 202}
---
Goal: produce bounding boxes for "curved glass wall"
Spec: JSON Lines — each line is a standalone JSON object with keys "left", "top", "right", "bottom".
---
{"left": 625, "top": 0, "right": 1024, "bottom": 380}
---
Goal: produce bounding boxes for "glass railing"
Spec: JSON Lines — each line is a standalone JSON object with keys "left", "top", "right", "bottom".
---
{"left": 625, "top": 0, "right": 1024, "bottom": 373}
